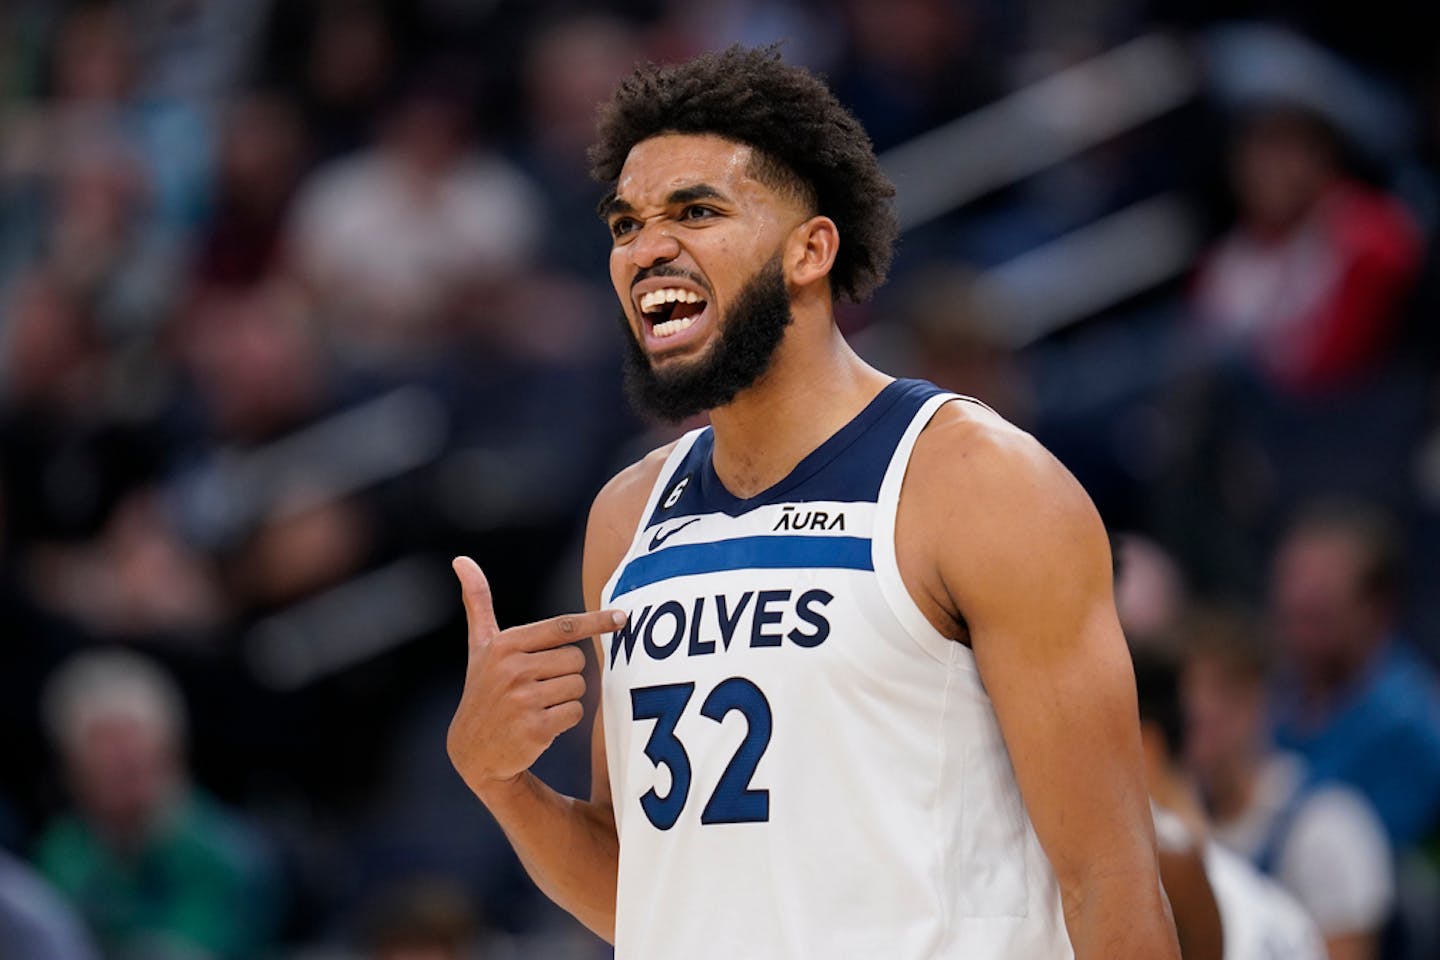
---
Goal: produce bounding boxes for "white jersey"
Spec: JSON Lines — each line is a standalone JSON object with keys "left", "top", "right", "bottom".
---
{"left": 1153, "top": 805, "right": 1325, "bottom": 960}
{"left": 1204, "top": 843, "right": 1326, "bottom": 960}
{"left": 600, "top": 379, "right": 1071, "bottom": 960}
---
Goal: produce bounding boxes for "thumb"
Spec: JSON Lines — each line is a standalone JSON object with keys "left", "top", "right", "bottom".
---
{"left": 452, "top": 556, "right": 500, "bottom": 645}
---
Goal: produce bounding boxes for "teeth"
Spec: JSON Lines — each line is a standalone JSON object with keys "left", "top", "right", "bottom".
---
{"left": 639, "top": 288, "right": 703, "bottom": 313}
{"left": 652, "top": 315, "right": 698, "bottom": 338}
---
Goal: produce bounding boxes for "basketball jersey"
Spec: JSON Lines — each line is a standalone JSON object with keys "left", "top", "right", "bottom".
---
{"left": 599, "top": 379, "right": 1071, "bottom": 959}
{"left": 1153, "top": 805, "right": 1325, "bottom": 960}
{"left": 1204, "top": 843, "right": 1326, "bottom": 960}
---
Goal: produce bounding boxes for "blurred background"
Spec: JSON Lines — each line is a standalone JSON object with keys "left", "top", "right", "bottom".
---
{"left": 0, "top": 1, "right": 1438, "bottom": 958}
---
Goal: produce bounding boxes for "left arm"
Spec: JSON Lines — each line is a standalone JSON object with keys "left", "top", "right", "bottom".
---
{"left": 903, "top": 408, "right": 1180, "bottom": 960}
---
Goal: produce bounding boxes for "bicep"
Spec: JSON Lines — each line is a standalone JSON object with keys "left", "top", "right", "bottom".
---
{"left": 970, "top": 586, "right": 1154, "bottom": 890}
{"left": 934, "top": 435, "right": 1158, "bottom": 895}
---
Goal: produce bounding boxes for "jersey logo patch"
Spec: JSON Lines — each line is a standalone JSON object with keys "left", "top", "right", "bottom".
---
{"left": 772, "top": 505, "right": 846, "bottom": 532}
{"left": 649, "top": 517, "right": 701, "bottom": 551}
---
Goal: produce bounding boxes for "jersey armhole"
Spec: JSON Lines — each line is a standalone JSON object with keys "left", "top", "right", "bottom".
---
{"left": 871, "top": 393, "right": 981, "bottom": 668}
{"left": 599, "top": 427, "right": 708, "bottom": 608}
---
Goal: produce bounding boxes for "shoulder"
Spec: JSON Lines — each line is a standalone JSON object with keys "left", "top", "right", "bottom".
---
{"left": 582, "top": 440, "right": 681, "bottom": 601}
{"left": 1282, "top": 786, "right": 1395, "bottom": 930}
{"left": 906, "top": 400, "right": 1109, "bottom": 595}
{"left": 909, "top": 400, "right": 1092, "bottom": 516}
{"left": 588, "top": 440, "right": 679, "bottom": 536}
{"left": 1288, "top": 784, "right": 1392, "bottom": 870}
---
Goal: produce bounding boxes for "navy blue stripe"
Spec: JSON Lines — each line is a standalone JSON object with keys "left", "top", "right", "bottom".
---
{"left": 612, "top": 536, "right": 873, "bottom": 597}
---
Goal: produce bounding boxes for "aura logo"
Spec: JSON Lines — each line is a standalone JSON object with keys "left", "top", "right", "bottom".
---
{"left": 661, "top": 476, "right": 689, "bottom": 509}
{"left": 772, "top": 505, "right": 846, "bottom": 532}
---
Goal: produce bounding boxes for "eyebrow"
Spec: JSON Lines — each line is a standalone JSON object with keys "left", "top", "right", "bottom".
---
{"left": 596, "top": 183, "right": 730, "bottom": 221}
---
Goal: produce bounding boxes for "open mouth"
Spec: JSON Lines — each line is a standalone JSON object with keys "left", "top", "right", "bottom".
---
{"left": 639, "top": 287, "right": 710, "bottom": 339}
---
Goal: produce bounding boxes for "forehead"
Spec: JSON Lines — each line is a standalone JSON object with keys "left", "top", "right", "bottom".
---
{"left": 614, "top": 132, "right": 765, "bottom": 204}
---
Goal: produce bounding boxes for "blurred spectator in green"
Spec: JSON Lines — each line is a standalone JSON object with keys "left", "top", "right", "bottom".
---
{"left": 1184, "top": 607, "right": 1394, "bottom": 960}
{"left": 1269, "top": 502, "right": 1440, "bottom": 850}
{"left": 34, "top": 649, "right": 280, "bottom": 960}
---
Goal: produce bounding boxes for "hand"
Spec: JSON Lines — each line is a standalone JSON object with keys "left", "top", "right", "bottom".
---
{"left": 446, "top": 556, "right": 625, "bottom": 795}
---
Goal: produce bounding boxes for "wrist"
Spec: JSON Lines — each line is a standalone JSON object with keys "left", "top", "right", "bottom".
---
{"left": 472, "top": 770, "right": 530, "bottom": 808}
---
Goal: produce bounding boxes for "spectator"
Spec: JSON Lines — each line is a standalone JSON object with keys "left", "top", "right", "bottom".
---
{"left": 1133, "top": 644, "right": 1326, "bottom": 960}
{"left": 1191, "top": 104, "right": 1420, "bottom": 394}
{"left": 287, "top": 75, "right": 541, "bottom": 365}
{"left": 34, "top": 649, "right": 280, "bottom": 960}
{"left": 192, "top": 92, "right": 309, "bottom": 289}
{"left": 1184, "top": 607, "right": 1394, "bottom": 960}
{"left": 1269, "top": 501, "right": 1440, "bottom": 849}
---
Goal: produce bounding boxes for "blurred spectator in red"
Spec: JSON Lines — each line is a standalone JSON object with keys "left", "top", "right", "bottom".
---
{"left": 34, "top": 649, "right": 280, "bottom": 960}
{"left": 1268, "top": 501, "right": 1440, "bottom": 850}
{"left": 1192, "top": 105, "right": 1421, "bottom": 394}
{"left": 287, "top": 75, "right": 540, "bottom": 365}
{"left": 1184, "top": 608, "right": 1394, "bottom": 960}
{"left": 193, "top": 93, "right": 309, "bottom": 289}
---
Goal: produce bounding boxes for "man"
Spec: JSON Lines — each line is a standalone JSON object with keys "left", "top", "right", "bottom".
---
{"left": 1268, "top": 501, "right": 1440, "bottom": 850}
{"left": 35, "top": 649, "right": 280, "bottom": 960}
{"left": 1133, "top": 646, "right": 1326, "bottom": 960}
{"left": 1184, "top": 608, "right": 1393, "bottom": 960}
{"left": 447, "top": 46, "right": 1178, "bottom": 959}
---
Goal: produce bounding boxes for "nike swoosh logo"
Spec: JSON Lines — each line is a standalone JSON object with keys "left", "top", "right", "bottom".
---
{"left": 649, "top": 517, "right": 701, "bottom": 551}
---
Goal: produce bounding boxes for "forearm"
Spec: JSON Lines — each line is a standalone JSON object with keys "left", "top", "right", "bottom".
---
{"left": 474, "top": 772, "right": 619, "bottom": 941}
{"left": 1064, "top": 876, "right": 1182, "bottom": 960}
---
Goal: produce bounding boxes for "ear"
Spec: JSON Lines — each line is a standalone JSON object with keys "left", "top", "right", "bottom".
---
{"left": 785, "top": 215, "right": 839, "bottom": 289}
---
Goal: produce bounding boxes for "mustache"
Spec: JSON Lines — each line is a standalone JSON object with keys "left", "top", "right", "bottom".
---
{"left": 631, "top": 264, "right": 712, "bottom": 298}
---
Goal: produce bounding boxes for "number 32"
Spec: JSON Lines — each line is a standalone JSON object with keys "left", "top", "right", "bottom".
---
{"left": 629, "top": 678, "right": 772, "bottom": 829}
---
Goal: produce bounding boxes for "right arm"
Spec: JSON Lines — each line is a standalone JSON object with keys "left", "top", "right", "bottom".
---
{"left": 446, "top": 454, "right": 663, "bottom": 943}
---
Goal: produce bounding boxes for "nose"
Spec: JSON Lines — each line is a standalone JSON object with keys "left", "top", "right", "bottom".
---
{"left": 627, "top": 220, "right": 682, "bottom": 269}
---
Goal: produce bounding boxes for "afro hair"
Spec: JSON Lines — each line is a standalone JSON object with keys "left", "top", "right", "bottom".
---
{"left": 589, "top": 45, "right": 898, "bottom": 302}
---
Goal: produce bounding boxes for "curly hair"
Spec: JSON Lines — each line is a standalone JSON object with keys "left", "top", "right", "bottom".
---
{"left": 589, "top": 45, "right": 897, "bottom": 302}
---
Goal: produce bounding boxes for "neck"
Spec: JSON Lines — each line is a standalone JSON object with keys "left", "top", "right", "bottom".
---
{"left": 707, "top": 303, "right": 888, "bottom": 499}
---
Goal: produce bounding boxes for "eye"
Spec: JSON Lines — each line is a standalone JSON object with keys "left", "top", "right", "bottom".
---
{"left": 610, "top": 217, "right": 640, "bottom": 239}
{"left": 680, "top": 204, "right": 718, "bottom": 222}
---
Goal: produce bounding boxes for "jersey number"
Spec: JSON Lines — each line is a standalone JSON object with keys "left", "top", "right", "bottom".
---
{"left": 629, "top": 678, "right": 772, "bottom": 829}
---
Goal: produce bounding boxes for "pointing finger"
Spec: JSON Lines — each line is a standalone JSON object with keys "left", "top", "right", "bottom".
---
{"left": 453, "top": 556, "right": 500, "bottom": 645}
{"left": 515, "top": 609, "right": 627, "bottom": 652}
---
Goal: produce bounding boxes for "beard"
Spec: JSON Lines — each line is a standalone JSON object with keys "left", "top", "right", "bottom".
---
{"left": 618, "top": 255, "right": 793, "bottom": 423}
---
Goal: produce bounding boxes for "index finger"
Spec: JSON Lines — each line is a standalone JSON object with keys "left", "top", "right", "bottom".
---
{"left": 511, "top": 609, "right": 627, "bottom": 652}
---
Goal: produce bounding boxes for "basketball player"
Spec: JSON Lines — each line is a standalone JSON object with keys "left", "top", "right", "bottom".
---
{"left": 447, "top": 46, "right": 1179, "bottom": 959}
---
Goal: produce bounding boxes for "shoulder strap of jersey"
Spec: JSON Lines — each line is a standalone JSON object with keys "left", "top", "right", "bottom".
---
{"left": 870, "top": 392, "right": 991, "bottom": 663}
{"left": 600, "top": 427, "right": 708, "bottom": 606}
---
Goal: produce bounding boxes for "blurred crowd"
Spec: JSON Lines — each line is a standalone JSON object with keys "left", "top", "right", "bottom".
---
{"left": 0, "top": 1, "right": 1439, "bottom": 958}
